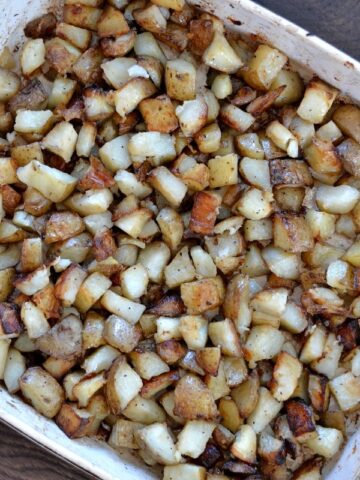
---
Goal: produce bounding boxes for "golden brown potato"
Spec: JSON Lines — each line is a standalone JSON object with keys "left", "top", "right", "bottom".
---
{"left": 285, "top": 399, "right": 316, "bottom": 439}
{"left": 64, "top": 4, "right": 102, "bottom": 31}
{"left": 139, "top": 95, "right": 178, "bottom": 133}
{"left": 56, "top": 403, "right": 96, "bottom": 438}
{"left": 273, "top": 213, "right": 314, "bottom": 253}
{"left": 45, "top": 212, "right": 84, "bottom": 244}
{"left": 24, "top": 13, "right": 57, "bottom": 38}
{"left": 333, "top": 104, "right": 360, "bottom": 143}
{"left": 174, "top": 374, "right": 219, "bottom": 420}
{"left": 0, "top": 303, "right": 22, "bottom": 339}
{"left": 36, "top": 315, "right": 83, "bottom": 360}
{"left": 180, "top": 277, "right": 225, "bottom": 314}
{"left": 189, "top": 191, "right": 221, "bottom": 235}
{"left": 20, "top": 367, "right": 64, "bottom": 418}
{"left": 98, "top": 6, "right": 130, "bottom": 37}
{"left": 100, "top": 31, "right": 136, "bottom": 57}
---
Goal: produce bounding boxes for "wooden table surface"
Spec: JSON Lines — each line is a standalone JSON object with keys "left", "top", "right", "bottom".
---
{"left": 0, "top": 1, "right": 359, "bottom": 479}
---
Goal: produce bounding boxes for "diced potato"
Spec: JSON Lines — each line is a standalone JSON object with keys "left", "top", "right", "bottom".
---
{"left": 176, "top": 95, "right": 208, "bottom": 137}
{"left": 247, "top": 387, "right": 283, "bottom": 433}
{"left": 266, "top": 120, "right": 299, "bottom": 158}
{"left": 177, "top": 420, "right": 215, "bottom": 458}
{"left": 14, "top": 109, "right": 53, "bottom": 134}
{"left": 189, "top": 191, "right": 221, "bottom": 235}
{"left": 243, "top": 45, "right": 287, "bottom": 90}
{"left": 305, "top": 425, "right": 343, "bottom": 458}
{"left": 308, "top": 374, "right": 330, "bottom": 413}
{"left": 180, "top": 277, "right": 225, "bottom": 314}
{"left": 17, "top": 161, "right": 77, "bottom": 203}
{"left": 231, "top": 425, "right": 257, "bottom": 463}
{"left": 21, "top": 38, "right": 46, "bottom": 76}
{"left": 270, "top": 69, "right": 304, "bottom": 107}
{"left": 234, "top": 188, "right": 272, "bottom": 220}
{"left": 101, "top": 290, "right": 145, "bottom": 324}
{"left": 20, "top": 367, "right": 64, "bottom": 418}
{"left": 123, "top": 395, "right": 166, "bottom": 424}
{"left": 329, "top": 372, "right": 360, "bottom": 412}
{"left": 333, "top": 104, "right": 360, "bottom": 143}
{"left": 203, "top": 32, "right": 242, "bottom": 74}
{"left": 4, "top": 348, "right": 26, "bottom": 394}
{"left": 174, "top": 373, "right": 218, "bottom": 420}
{"left": 299, "top": 325, "right": 327, "bottom": 364}
{"left": 316, "top": 184, "right": 359, "bottom": 214}
{"left": 83, "top": 86, "right": 114, "bottom": 120}
{"left": 97, "top": 6, "right": 129, "bottom": 37}
{"left": 0, "top": 68, "right": 20, "bottom": 102}
{"left": 114, "top": 78, "right": 156, "bottom": 117}
{"left": 136, "top": 423, "right": 181, "bottom": 465}
{"left": 109, "top": 419, "right": 143, "bottom": 450}
{"left": 134, "top": 32, "right": 167, "bottom": 65}
{"left": 208, "top": 318, "right": 242, "bottom": 357}
{"left": 63, "top": 4, "right": 102, "bottom": 31}
{"left": 164, "top": 465, "right": 205, "bottom": 480}
{"left": 244, "top": 326, "right": 284, "bottom": 365}
{"left": 208, "top": 154, "right": 238, "bottom": 188}
{"left": 105, "top": 356, "right": 143, "bottom": 413}
{"left": 270, "top": 352, "right": 302, "bottom": 401}
{"left": 128, "top": 132, "right": 176, "bottom": 165}
{"left": 262, "top": 245, "right": 301, "bottom": 280}
{"left": 220, "top": 104, "right": 255, "bottom": 132}
{"left": 148, "top": 166, "right": 187, "bottom": 208}
{"left": 56, "top": 22, "right": 91, "bottom": 50}
{"left": 273, "top": 213, "right": 314, "bottom": 253}
{"left": 297, "top": 80, "right": 338, "bottom": 124}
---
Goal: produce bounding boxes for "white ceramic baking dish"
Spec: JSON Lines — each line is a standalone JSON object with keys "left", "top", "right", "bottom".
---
{"left": 0, "top": 0, "right": 359, "bottom": 479}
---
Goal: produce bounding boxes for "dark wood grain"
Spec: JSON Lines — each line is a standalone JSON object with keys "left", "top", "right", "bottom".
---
{"left": 0, "top": 1, "right": 358, "bottom": 479}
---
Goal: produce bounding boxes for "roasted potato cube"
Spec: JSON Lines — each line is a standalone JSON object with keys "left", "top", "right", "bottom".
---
{"left": 106, "top": 356, "right": 143, "bottom": 413}
{"left": 208, "top": 154, "right": 238, "bottom": 188}
{"left": 36, "top": 315, "right": 82, "bottom": 360}
{"left": 337, "top": 138, "right": 360, "bottom": 177}
{"left": 270, "top": 69, "right": 304, "bottom": 107}
{"left": 231, "top": 425, "right": 257, "bottom": 464}
{"left": 304, "top": 137, "right": 342, "bottom": 175}
{"left": 56, "top": 403, "right": 96, "bottom": 438}
{"left": 243, "top": 45, "right": 287, "bottom": 90}
{"left": 308, "top": 374, "right": 330, "bottom": 413}
{"left": 305, "top": 425, "right": 343, "bottom": 458}
{"left": 45, "top": 37, "right": 81, "bottom": 75}
{"left": 133, "top": 4, "right": 167, "bottom": 34}
{"left": 208, "top": 318, "right": 242, "bottom": 357}
{"left": 24, "top": 12, "right": 57, "bottom": 38}
{"left": 333, "top": 104, "right": 360, "bottom": 143}
{"left": 151, "top": 0, "right": 184, "bottom": 11}
{"left": 0, "top": 68, "right": 20, "bottom": 102}
{"left": 83, "top": 86, "right": 114, "bottom": 121}
{"left": 97, "top": 6, "right": 129, "bottom": 37}
{"left": 247, "top": 387, "right": 283, "bottom": 433}
{"left": 220, "top": 104, "right": 255, "bottom": 132}
{"left": 73, "top": 47, "right": 103, "bottom": 84}
{"left": 148, "top": 166, "right": 187, "bottom": 208}
{"left": 136, "top": 422, "right": 181, "bottom": 465}
{"left": 21, "top": 39, "right": 46, "bottom": 76}
{"left": 273, "top": 213, "right": 314, "bottom": 253}
{"left": 0, "top": 303, "right": 22, "bottom": 339}
{"left": 244, "top": 326, "right": 284, "bottom": 365}
{"left": 315, "top": 184, "right": 360, "bottom": 214}
{"left": 181, "top": 277, "right": 225, "bottom": 314}
{"left": 270, "top": 352, "right": 302, "bottom": 401}
{"left": 20, "top": 367, "right": 64, "bottom": 418}
{"left": 74, "top": 272, "right": 112, "bottom": 313}
{"left": 109, "top": 419, "right": 143, "bottom": 450}
{"left": 177, "top": 420, "right": 215, "bottom": 458}
{"left": 297, "top": 80, "right": 338, "bottom": 124}
{"left": 139, "top": 95, "right": 178, "bottom": 133}
{"left": 174, "top": 373, "right": 218, "bottom": 420}
{"left": 101, "top": 290, "right": 146, "bottom": 324}
{"left": 114, "top": 78, "right": 156, "bottom": 118}
{"left": 234, "top": 187, "right": 272, "bottom": 220}
{"left": 14, "top": 109, "right": 53, "bottom": 134}
{"left": 56, "top": 22, "right": 92, "bottom": 50}
{"left": 292, "top": 457, "right": 323, "bottom": 480}
{"left": 189, "top": 191, "right": 221, "bottom": 235}
{"left": 64, "top": 4, "right": 102, "bottom": 31}
{"left": 329, "top": 372, "right": 360, "bottom": 412}
{"left": 17, "top": 161, "right": 77, "bottom": 203}
{"left": 45, "top": 212, "right": 84, "bottom": 244}
{"left": 165, "top": 59, "right": 196, "bottom": 101}
{"left": 3, "top": 348, "right": 26, "bottom": 394}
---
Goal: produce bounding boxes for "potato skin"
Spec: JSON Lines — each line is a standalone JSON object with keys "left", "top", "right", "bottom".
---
{"left": 20, "top": 367, "right": 64, "bottom": 418}
{"left": 285, "top": 399, "right": 316, "bottom": 438}
{"left": 24, "top": 13, "right": 57, "bottom": 38}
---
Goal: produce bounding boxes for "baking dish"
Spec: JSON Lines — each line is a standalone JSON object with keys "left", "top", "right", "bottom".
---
{"left": 0, "top": 0, "right": 359, "bottom": 478}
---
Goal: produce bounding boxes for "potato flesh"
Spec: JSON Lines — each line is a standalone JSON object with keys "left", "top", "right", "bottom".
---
{"left": 0, "top": 1, "right": 358, "bottom": 476}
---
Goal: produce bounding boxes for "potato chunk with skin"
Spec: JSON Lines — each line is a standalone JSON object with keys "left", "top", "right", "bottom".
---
{"left": 180, "top": 277, "right": 225, "bottom": 314}
{"left": 45, "top": 212, "right": 84, "bottom": 244}
{"left": 208, "top": 318, "right": 242, "bottom": 357}
{"left": 180, "top": 315, "right": 208, "bottom": 350}
{"left": 176, "top": 96, "right": 208, "bottom": 137}
{"left": 273, "top": 213, "right": 314, "bottom": 253}
{"left": 17, "top": 161, "right": 77, "bottom": 203}
{"left": 105, "top": 356, "right": 143, "bottom": 413}
{"left": 74, "top": 272, "right": 112, "bottom": 313}
{"left": 174, "top": 374, "right": 219, "bottom": 420}
{"left": 21, "top": 39, "right": 46, "bottom": 76}
{"left": 164, "top": 246, "right": 196, "bottom": 289}
{"left": 270, "top": 352, "right": 303, "bottom": 401}
{"left": 101, "top": 290, "right": 146, "bottom": 325}
{"left": 103, "top": 315, "right": 142, "bottom": 353}
{"left": 208, "top": 154, "right": 238, "bottom": 188}
{"left": 219, "top": 104, "right": 255, "bottom": 132}
{"left": 36, "top": 315, "right": 82, "bottom": 360}
{"left": 148, "top": 166, "right": 187, "bottom": 208}
{"left": 305, "top": 425, "right": 343, "bottom": 458}
{"left": 165, "top": 59, "right": 196, "bottom": 101}
{"left": 20, "top": 367, "right": 64, "bottom": 418}
{"left": 333, "top": 104, "right": 360, "bottom": 143}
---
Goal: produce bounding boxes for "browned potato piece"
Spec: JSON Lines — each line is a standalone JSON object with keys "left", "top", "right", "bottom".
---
{"left": 73, "top": 47, "right": 103, "bottom": 84}
{"left": 33, "top": 284, "right": 61, "bottom": 320}
{"left": 308, "top": 374, "right": 330, "bottom": 413}
{"left": 139, "top": 95, "right": 178, "bottom": 133}
{"left": 188, "top": 19, "right": 214, "bottom": 56}
{"left": 64, "top": 4, "right": 102, "bottom": 31}
{"left": 292, "top": 457, "right": 323, "bottom": 480}
{"left": 20, "top": 367, "right": 64, "bottom": 418}
{"left": 45, "top": 212, "right": 84, "bottom": 244}
{"left": 180, "top": 277, "right": 225, "bottom": 314}
{"left": 269, "top": 159, "right": 313, "bottom": 187}
{"left": 273, "top": 213, "right": 314, "bottom": 253}
{"left": 24, "top": 13, "right": 57, "bottom": 38}
{"left": 337, "top": 138, "right": 360, "bottom": 177}
{"left": 56, "top": 403, "right": 96, "bottom": 438}
{"left": 100, "top": 31, "right": 136, "bottom": 58}
{"left": 156, "top": 340, "right": 186, "bottom": 365}
{"left": 333, "top": 104, "right": 360, "bottom": 143}
{"left": 133, "top": 5, "right": 167, "bottom": 34}
{"left": 45, "top": 37, "right": 81, "bottom": 75}
{"left": 189, "top": 191, "right": 221, "bottom": 235}
{"left": 0, "top": 303, "right": 22, "bottom": 339}
{"left": 36, "top": 315, "right": 83, "bottom": 360}
{"left": 285, "top": 399, "right": 316, "bottom": 439}
{"left": 155, "top": 23, "right": 188, "bottom": 52}
{"left": 196, "top": 347, "right": 221, "bottom": 376}
{"left": 231, "top": 370, "right": 259, "bottom": 418}
{"left": 174, "top": 374, "right": 219, "bottom": 420}
{"left": 304, "top": 137, "right": 342, "bottom": 175}
{"left": 97, "top": 6, "right": 130, "bottom": 37}
{"left": 8, "top": 78, "right": 48, "bottom": 115}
